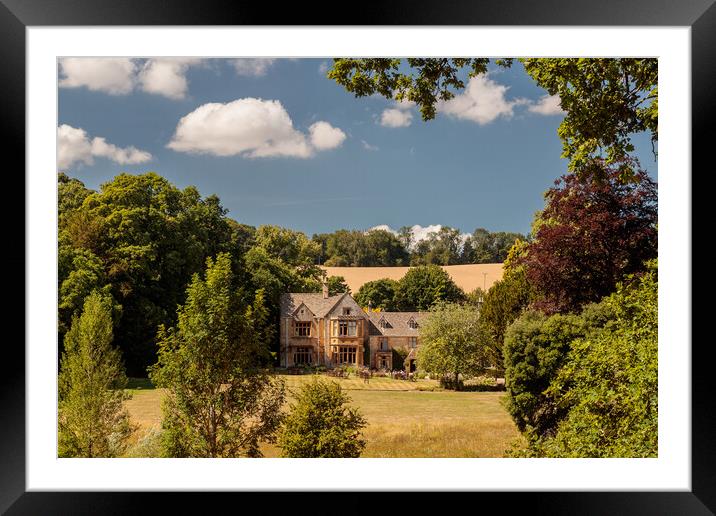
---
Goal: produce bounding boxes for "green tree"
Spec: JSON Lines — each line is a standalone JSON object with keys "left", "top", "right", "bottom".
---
{"left": 149, "top": 253, "right": 286, "bottom": 457}
{"left": 278, "top": 377, "right": 367, "bottom": 457}
{"left": 533, "top": 263, "right": 657, "bottom": 457}
{"left": 462, "top": 228, "right": 526, "bottom": 264}
{"left": 417, "top": 303, "right": 492, "bottom": 390}
{"left": 410, "top": 226, "right": 463, "bottom": 265}
{"left": 394, "top": 265, "right": 465, "bottom": 311}
{"left": 354, "top": 278, "right": 399, "bottom": 311}
{"left": 58, "top": 291, "right": 134, "bottom": 457}
{"left": 502, "top": 302, "right": 613, "bottom": 438}
{"left": 478, "top": 269, "right": 532, "bottom": 367}
{"left": 328, "top": 58, "right": 657, "bottom": 178}
{"left": 327, "top": 275, "right": 351, "bottom": 296}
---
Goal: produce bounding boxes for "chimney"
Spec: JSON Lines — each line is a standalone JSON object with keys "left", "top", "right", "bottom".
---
{"left": 322, "top": 279, "right": 329, "bottom": 299}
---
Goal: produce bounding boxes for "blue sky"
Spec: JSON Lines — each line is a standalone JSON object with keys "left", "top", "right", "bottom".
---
{"left": 58, "top": 58, "right": 657, "bottom": 237}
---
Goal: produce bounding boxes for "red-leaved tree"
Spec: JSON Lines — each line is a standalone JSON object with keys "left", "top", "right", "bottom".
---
{"left": 521, "top": 159, "right": 657, "bottom": 314}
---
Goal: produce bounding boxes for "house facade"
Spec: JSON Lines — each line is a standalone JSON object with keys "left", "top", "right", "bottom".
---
{"left": 279, "top": 286, "right": 425, "bottom": 370}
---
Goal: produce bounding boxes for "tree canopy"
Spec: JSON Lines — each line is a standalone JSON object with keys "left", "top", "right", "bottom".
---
{"left": 58, "top": 290, "right": 134, "bottom": 457}
{"left": 149, "top": 253, "right": 286, "bottom": 457}
{"left": 394, "top": 265, "right": 466, "bottom": 311}
{"left": 328, "top": 57, "right": 657, "bottom": 178}
{"left": 354, "top": 278, "right": 400, "bottom": 311}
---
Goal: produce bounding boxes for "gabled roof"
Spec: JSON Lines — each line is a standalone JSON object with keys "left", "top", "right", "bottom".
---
{"left": 280, "top": 292, "right": 349, "bottom": 318}
{"left": 367, "top": 311, "right": 425, "bottom": 336}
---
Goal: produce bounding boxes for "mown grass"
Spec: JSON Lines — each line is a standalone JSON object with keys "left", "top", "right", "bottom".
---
{"left": 123, "top": 374, "right": 524, "bottom": 458}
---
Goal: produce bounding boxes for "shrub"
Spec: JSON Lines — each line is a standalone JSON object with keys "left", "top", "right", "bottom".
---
{"left": 278, "top": 377, "right": 367, "bottom": 457}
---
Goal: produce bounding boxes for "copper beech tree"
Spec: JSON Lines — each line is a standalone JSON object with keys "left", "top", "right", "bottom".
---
{"left": 518, "top": 159, "right": 657, "bottom": 315}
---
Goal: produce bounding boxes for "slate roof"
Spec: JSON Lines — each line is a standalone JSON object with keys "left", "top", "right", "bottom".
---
{"left": 280, "top": 292, "right": 350, "bottom": 318}
{"left": 367, "top": 311, "right": 425, "bottom": 336}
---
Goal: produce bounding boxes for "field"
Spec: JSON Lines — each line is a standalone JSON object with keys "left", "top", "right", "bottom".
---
{"left": 322, "top": 263, "right": 504, "bottom": 294}
{"left": 123, "top": 374, "right": 524, "bottom": 458}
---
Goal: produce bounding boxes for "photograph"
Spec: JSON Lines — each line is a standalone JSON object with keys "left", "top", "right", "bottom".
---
{"left": 56, "top": 56, "right": 659, "bottom": 460}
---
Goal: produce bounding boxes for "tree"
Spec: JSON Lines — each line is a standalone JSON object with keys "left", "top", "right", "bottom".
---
{"left": 354, "top": 278, "right": 399, "bottom": 311}
{"left": 410, "top": 226, "right": 463, "bottom": 265}
{"left": 313, "top": 228, "right": 409, "bottom": 266}
{"left": 417, "top": 303, "right": 492, "bottom": 390}
{"left": 278, "top": 377, "right": 367, "bottom": 458}
{"left": 58, "top": 291, "right": 134, "bottom": 457}
{"left": 328, "top": 58, "right": 657, "bottom": 178}
{"left": 478, "top": 269, "right": 532, "bottom": 367}
{"left": 462, "top": 228, "right": 526, "bottom": 264}
{"left": 518, "top": 159, "right": 657, "bottom": 314}
{"left": 532, "top": 263, "right": 657, "bottom": 457}
{"left": 327, "top": 275, "right": 350, "bottom": 296}
{"left": 394, "top": 265, "right": 465, "bottom": 311}
{"left": 149, "top": 253, "right": 286, "bottom": 457}
{"left": 502, "top": 302, "right": 613, "bottom": 437}
{"left": 58, "top": 172, "right": 238, "bottom": 376}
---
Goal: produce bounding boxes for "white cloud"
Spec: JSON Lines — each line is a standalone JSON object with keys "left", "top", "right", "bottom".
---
{"left": 368, "top": 225, "right": 397, "bottom": 235}
{"left": 57, "top": 124, "right": 152, "bottom": 170}
{"left": 361, "top": 140, "right": 379, "bottom": 152}
{"left": 318, "top": 61, "right": 329, "bottom": 75}
{"left": 59, "top": 58, "right": 137, "bottom": 95}
{"left": 527, "top": 94, "right": 565, "bottom": 115}
{"left": 309, "top": 121, "right": 346, "bottom": 150}
{"left": 369, "top": 224, "right": 470, "bottom": 250}
{"left": 380, "top": 108, "right": 413, "bottom": 128}
{"left": 168, "top": 98, "right": 345, "bottom": 159}
{"left": 138, "top": 58, "right": 203, "bottom": 99}
{"left": 232, "top": 58, "right": 277, "bottom": 77}
{"left": 438, "top": 75, "right": 529, "bottom": 125}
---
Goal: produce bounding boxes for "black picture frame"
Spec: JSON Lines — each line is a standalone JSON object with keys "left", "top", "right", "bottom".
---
{"left": 4, "top": 0, "right": 710, "bottom": 513}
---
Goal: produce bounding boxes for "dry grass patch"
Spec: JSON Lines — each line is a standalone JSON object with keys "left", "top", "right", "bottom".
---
{"left": 122, "top": 375, "right": 524, "bottom": 458}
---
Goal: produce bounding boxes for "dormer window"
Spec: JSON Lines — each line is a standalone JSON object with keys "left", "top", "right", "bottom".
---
{"left": 379, "top": 317, "right": 388, "bottom": 329}
{"left": 408, "top": 318, "right": 418, "bottom": 329}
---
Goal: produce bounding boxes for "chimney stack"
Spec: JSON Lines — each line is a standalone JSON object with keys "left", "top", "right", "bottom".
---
{"left": 322, "top": 279, "right": 329, "bottom": 299}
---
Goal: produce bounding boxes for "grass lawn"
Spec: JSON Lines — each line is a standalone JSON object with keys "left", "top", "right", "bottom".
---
{"left": 123, "top": 374, "right": 524, "bottom": 458}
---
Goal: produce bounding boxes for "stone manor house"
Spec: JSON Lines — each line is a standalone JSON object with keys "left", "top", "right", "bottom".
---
{"left": 279, "top": 283, "right": 424, "bottom": 371}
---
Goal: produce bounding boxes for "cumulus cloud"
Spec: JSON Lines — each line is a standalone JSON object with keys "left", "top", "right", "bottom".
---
{"left": 167, "top": 98, "right": 345, "bottom": 159}
{"left": 439, "top": 75, "right": 529, "bottom": 125}
{"left": 232, "top": 58, "right": 277, "bottom": 77}
{"left": 57, "top": 124, "right": 152, "bottom": 170}
{"left": 59, "top": 58, "right": 137, "bottom": 95}
{"left": 527, "top": 94, "right": 565, "bottom": 115}
{"left": 59, "top": 57, "right": 204, "bottom": 99}
{"left": 309, "top": 121, "right": 346, "bottom": 150}
{"left": 361, "top": 140, "right": 379, "bottom": 151}
{"left": 138, "top": 58, "right": 203, "bottom": 99}
{"left": 380, "top": 108, "right": 413, "bottom": 128}
{"left": 369, "top": 224, "right": 470, "bottom": 250}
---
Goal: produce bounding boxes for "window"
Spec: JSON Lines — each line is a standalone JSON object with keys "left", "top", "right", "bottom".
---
{"left": 342, "top": 307, "right": 352, "bottom": 315}
{"left": 379, "top": 338, "right": 389, "bottom": 351}
{"left": 335, "top": 320, "right": 357, "bottom": 336}
{"left": 378, "top": 356, "right": 389, "bottom": 369}
{"left": 293, "top": 347, "right": 312, "bottom": 364}
{"left": 379, "top": 318, "right": 388, "bottom": 329}
{"left": 336, "top": 346, "right": 357, "bottom": 364}
{"left": 294, "top": 321, "right": 311, "bottom": 337}
{"left": 408, "top": 318, "right": 418, "bottom": 329}
{"left": 409, "top": 337, "right": 417, "bottom": 348}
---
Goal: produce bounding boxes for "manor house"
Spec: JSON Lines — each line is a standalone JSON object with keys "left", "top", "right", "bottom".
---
{"left": 279, "top": 284, "right": 424, "bottom": 371}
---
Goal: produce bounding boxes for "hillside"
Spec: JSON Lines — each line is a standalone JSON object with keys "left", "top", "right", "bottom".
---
{"left": 322, "top": 263, "right": 504, "bottom": 294}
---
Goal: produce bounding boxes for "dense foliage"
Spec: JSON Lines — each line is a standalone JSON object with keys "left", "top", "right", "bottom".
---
{"left": 394, "top": 265, "right": 466, "bottom": 311}
{"left": 417, "top": 303, "right": 492, "bottom": 390}
{"left": 518, "top": 160, "right": 657, "bottom": 314}
{"left": 148, "top": 253, "right": 286, "bottom": 457}
{"left": 314, "top": 228, "right": 409, "bottom": 266}
{"left": 58, "top": 291, "right": 134, "bottom": 457}
{"left": 502, "top": 304, "right": 613, "bottom": 436}
{"left": 354, "top": 278, "right": 400, "bottom": 311}
{"left": 278, "top": 377, "right": 367, "bottom": 457}
{"left": 532, "top": 264, "right": 658, "bottom": 457}
{"left": 477, "top": 269, "right": 532, "bottom": 368}
{"left": 328, "top": 57, "right": 657, "bottom": 178}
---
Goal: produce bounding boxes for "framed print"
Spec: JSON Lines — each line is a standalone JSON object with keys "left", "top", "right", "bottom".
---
{"left": 5, "top": 0, "right": 712, "bottom": 513}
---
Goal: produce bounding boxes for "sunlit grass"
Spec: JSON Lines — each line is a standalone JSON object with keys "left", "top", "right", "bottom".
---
{"left": 123, "top": 374, "right": 524, "bottom": 458}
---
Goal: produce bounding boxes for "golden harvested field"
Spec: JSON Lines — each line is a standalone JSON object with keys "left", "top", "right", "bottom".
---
{"left": 123, "top": 374, "right": 524, "bottom": 458}
{"left": 322, "top": 263, "right": 504, "bottom": 294}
